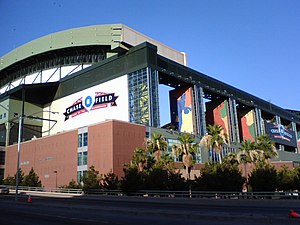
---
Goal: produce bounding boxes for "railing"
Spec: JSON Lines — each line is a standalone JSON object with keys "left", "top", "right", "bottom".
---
{"left": 7, "top": 185, "right": 83, "bottom": 194}
{"left": 84, "top": 189, "right": 300, "bottom": 200}
{"left": 4, "top": 185, "right": 299, "bottom": 200}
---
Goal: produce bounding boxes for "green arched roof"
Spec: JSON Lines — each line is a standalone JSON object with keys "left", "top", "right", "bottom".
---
{"left": 0, "top": 24, "right": 186, "bottom": 72}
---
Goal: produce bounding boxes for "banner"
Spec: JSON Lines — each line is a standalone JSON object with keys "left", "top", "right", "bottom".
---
{"left": 264, "top": 122, "right": 297, "bottom": 147}
{"left": 169, "top": 87, "right": 193, "bottom": 133}
{"left": 239, "top": 109, "right": 256, "bottom": 142}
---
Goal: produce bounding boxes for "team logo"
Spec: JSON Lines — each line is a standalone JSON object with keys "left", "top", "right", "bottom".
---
{"left": 270, "top": 124, "right": 293, "bottom": 141}
{"left": 63, "top": 92, "right": 118, "bottom": 121}
{"left": 278, "top": 125, "right": 285, "bottom": 138}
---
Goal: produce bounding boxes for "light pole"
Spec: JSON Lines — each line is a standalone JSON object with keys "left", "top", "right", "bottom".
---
{"left": 54, "top": 170, "right": 58, "bottom": 189}
{"left": 15, "top": 115, "right": 23, "bottom": 201}
{"left": 15, "top": 111, "right": 58, "bottom": 201}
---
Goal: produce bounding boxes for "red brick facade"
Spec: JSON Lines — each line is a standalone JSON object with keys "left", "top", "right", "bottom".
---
{"left": 5, "top": 120, "right": 146, "bottom": 188}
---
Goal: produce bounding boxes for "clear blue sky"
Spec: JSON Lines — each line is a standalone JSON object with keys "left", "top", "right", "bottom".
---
{"left": 0, "top": 0, "right": 299, "bottom": 117}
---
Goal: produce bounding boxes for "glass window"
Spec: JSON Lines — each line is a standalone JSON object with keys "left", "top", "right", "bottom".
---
{"left": 77, "top": 170, "right": 87, "bottom": 183}
{"left": 0, "top": 151, "right": 5, "bottom": 165}
{"left": 166, "top": 138, "right": 201, "bottom": 163}
{"left": 77, "top": 171, "right": 82, "bottom": 183}
{"left": 128, "top": 68, "right": 160, "bottom": 127}
{"left": 83, "top": 170, "right": 87, "bottom": 179}
{"left": 77, "top": 152, "right": 83, "bottom": 166}
{"left": 83, "top": 151, "right": 88, "bottom": 165}
{"left": 83, "top": 132, "right": 88, "bottom": 146}
{"left": 78, "top": 132, "right": 88, "bottom": 147}
{"left": 78, "top": 134, "right": 83, "bottom": 147}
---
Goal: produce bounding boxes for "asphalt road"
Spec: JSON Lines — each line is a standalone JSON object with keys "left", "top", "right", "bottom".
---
{"left": 0, "top": 194, "right": 300, "bottom": 225}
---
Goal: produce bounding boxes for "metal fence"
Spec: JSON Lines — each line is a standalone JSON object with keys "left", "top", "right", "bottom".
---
{"left": 7, "top": 185, "right": 83, "bottom": 194}
{"left": 84, "top": 189, "right": 300, "bottom": 200}
{"left": 4, "top": 185, "right": 300, "bottom": 200}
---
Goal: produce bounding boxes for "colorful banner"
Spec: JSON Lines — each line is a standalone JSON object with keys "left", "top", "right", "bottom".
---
{"left": 239, "top": 109, "right": 256, "bottom": 142}
{"left": 205, "top": 99, "right": 230, "bottom": 137}
{"left": 264, "top": 122, "right": 297, "bottom": 147}
{"left": 169, "top": 87, "right": 193, "bottom": 133}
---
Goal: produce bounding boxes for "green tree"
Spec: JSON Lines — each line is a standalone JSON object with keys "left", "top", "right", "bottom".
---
{"left": 237, "top": 140, "right": 259, "bottom": 162}
{"left": 277, "top": 165, "right": 297, "bottom": 191}
{"left": 172, "top": 133, "right": 199, "bottom": 179}
{"left": 145, "top": 167, "right": 169, "bottom": 190}
{"left": 3, "top": 169, "right": 25, "bottom": 186}
{"left": 146, "top": 133, "right": 168, "bottom": 161}
{"left": 200, "top": 124, "right": 228, "bottom": 164}
{"left": 131, "top": 147, "right": 154, "bottom": 172}
{"left": 82, "top": 166, "right": 100, "bottom": 192}
{"left": 63, "top": 179, "right": 82, "bottom": 189}
{"left": 256, "top": 134, "right": 278, "bottom": 162}
{"left": 158, "top": 152, "right": 175, "bottom": 171}
{"left": 294, "top": 165, "right": 300, "bottom": 190}
{"left": 167, "top": 171, "right": 187, "bottom": 191}
{"left": 236, "top": 140, "right": 261, "bottom": 180}
{"left": 100, "top": 171, "right": 120, "bottom": 190}
{"left": 248, "top": 163, "right": 278, "bottom": 192}
{"left": 120, "top": 167, "right": 145, "bottom": 194}
{"left": 3, "top": 175, "right": 16, "bottom": 185}
{"left": 194, "top": 161, "right": 245, "bottom": 191}
{"left": 22, "top": 168, "right": 42, "bottom": 187}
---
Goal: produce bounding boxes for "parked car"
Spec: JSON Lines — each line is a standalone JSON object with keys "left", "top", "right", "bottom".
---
{"left": 0, "top": 185, "right": 9, "bottom": 194}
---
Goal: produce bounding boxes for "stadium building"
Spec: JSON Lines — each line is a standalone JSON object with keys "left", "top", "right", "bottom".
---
{"left": 0, "top": 24, "right": 299, "bottom": 188}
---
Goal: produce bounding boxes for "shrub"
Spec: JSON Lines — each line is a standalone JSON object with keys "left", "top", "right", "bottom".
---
{"left": 63, "top": 179, "right": 82, "bottom": 189}
{"left": 120, "top": 167, "right": 145, "bottom": 194}
{"left": 248, "top": 163, "right": 277, "bottom": 192}
{"left": 194, "top": 162, "right": 245, "bottom": 191}
{"left": 277, "top": 165, "right": 297, "bottom": 191}
{"left": 145, "top": 167, "right": 169, "bottom": 190}
{"left": 100, "top": 171, "right": 120, "bottom": 190}
{"left": 22, "top": 168, "right": 42, "bottom": 187}
{"left": 82, "top": 166, "right": 100, "bottom": 192}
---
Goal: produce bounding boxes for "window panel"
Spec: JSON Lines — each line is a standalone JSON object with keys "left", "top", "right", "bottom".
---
{"left": 83, "top": 133, "right": 88, "bottom": 146}
{"left": 78, "top": 134, "right": 83, "bottom": 147}
{"left": 77, "top": 152, "right": 83, "bottom": 166}
{"left": 83, "top": 151, "right": 88, "bottom": 165}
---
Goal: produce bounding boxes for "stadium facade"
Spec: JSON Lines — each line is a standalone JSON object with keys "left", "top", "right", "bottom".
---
{"left": 0, "top": 24, "right": 299, "bottom": 188}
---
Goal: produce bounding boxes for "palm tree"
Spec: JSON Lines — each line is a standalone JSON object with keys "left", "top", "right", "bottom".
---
{"left": 159, "top": 152, "right": 175, "bottom": 171}
{"left": 172, "top": 133, "right": 199, "bottom": 180}
{"left": 256, "top": 134, "right": 278, "bottom": 162}
{"left": 200, "top": 124, "right": 228, "bottom": 164}
{"left": 172, "top": 133, "right": 199, "bottom": 198}
{"left": 236, "top": 135, "right": 278, "bottom": 181}
{"left": 146, "top": 133, "right": 168, "bottom": 161}
{"left": 237, "top": 140, "right": 262, "bottom": 163}
{"left": 236, "top": 140, "right": 261, "bottom": 181}
{"left": 131, "top": 147, "right": 148, "bottom": 172}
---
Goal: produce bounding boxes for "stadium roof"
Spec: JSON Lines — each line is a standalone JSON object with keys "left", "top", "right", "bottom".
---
{"left": 0, "top": 24, "right": 186, "bottom": 89}
{"left": 0, "top": 24, "right": 186, "bottom": 72}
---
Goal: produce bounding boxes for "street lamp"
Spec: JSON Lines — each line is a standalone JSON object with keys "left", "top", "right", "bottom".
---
{"left": 54, "top": 170, "right": 58, "bottom": 189}
{"left": 15, "top": 111, "right": 58, "bottom": 201}
{"left": 15, "top": 115, "right": 23, "bottom": 201}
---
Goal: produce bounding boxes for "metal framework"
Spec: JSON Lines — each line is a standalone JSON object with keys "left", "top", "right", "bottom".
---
{"left": 0, "top": 46, "right": 107, "bottom": 94}
{"left": 128, "top": 67, "right": 160, "bottom": 127}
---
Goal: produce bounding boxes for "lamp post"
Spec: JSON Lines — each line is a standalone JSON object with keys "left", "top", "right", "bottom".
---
{"left": 15, "top": 111, "right": 58, "bottom": 201}
{"left": 15, "top": 115, "right": 23, "bottom": 201}
{"left": 54, "top": 170, "right": 58, "bottom": 189}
